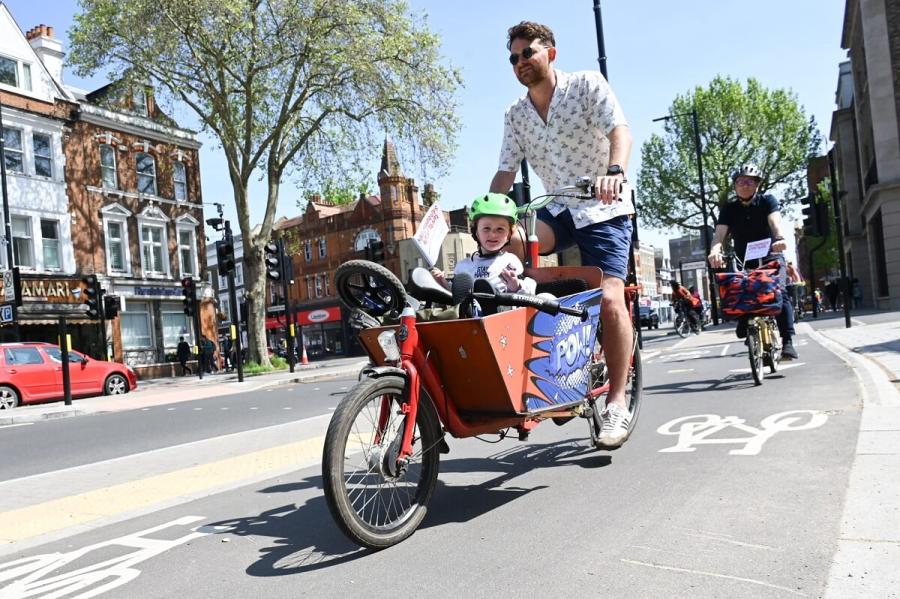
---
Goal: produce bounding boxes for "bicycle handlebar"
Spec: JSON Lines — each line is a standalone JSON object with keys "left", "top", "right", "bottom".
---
{"left": 472, "top": 291, "right": 589, "bottom": 321}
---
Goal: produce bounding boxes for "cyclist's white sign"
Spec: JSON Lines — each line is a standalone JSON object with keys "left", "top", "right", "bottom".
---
{"left": 657, "top": 410, "right": 828, "bottom": 455}
{"left": 744, "top": 238, "right": 772, "bottom": 262}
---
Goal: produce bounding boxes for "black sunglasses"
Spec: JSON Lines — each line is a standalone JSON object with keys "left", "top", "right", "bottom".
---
{"left": 509, "top": 45, "right": 545, "bottom": 66}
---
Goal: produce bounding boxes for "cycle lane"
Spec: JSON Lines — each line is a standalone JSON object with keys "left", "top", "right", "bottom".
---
{"left": 0, "top": 325, "right": 866, "bottom": 598}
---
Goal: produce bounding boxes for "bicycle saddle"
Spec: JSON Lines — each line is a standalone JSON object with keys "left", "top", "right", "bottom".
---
{"left": 406, "top": 267, "right": 454, "bottom": 305}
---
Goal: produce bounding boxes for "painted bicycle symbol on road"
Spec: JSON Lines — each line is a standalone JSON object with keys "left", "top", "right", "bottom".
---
{"left": 657, "top": 410, "right": 829, "bottom": 455}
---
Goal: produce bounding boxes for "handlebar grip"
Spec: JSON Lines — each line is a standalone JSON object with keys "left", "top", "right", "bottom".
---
{"left": 559, "top": 304, "right": 589, "bottom": 321}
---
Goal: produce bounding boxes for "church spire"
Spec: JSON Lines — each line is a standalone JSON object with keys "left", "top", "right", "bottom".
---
{"left": 378, "top": 136, "right": 403, "bottom": 181}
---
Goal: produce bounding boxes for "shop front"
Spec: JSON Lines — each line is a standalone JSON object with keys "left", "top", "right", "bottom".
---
{"left": 0, "top": 275, "right": 104, "bottom": 355}
{"left": 297, "top": 305, "right": 345, "bottom": 360}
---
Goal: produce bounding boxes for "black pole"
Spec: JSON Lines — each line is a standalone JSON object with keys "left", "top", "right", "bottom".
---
{"left": 691, "top": 109, "right": 719, "bottom": 325}
{"left": 58, "top": 315, "right": 71, "bottom": 405}
{"left": 225, "top": 220, "right": 243, "bottom": 382}
{"left": 279, "top": 239, "right": 295, "bottom": 372}
{"left": 827, "top": 150, "right": 851, "bottom": 328}
{"left": 98, "top": 288, "right": 108, "bottom": 360}
{"left": 592, "top": 0, "right": 608, "bottom": 79}
{"left": 808, "top": 237, "right": 827, "bottom": 318}
{"left": 0, "top": 96, "right": 19, "bottom": 341}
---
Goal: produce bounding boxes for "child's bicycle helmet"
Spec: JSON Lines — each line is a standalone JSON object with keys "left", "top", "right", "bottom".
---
{"left": 468, "top": 193, "right": 518, "bottom": 223}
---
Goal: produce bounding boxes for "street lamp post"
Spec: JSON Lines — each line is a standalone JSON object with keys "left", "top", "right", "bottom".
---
{"left": 652, "top": 108, "right": 720, "bottom": 325}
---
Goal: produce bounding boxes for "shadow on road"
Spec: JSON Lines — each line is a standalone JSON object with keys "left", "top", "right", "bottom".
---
{"left": 644, "top": 373, "right": 758, "bottom": 394}
{"left": 205, "top": 438, "right": 610, "bottom": 576}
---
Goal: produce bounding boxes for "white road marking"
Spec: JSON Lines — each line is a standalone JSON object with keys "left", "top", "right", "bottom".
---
{"left": 0, "top": 422, "right": 33, "bottom": 429}
{"left": 193, "top": 407, "right": 202, "bottom": 411}
{"left": 720, "top": 344, "right": 729, "bottom": 356}
{"left": 283, "top": 407, "right": 292, "bottom": 410}
{"left": 220, "top": 407, "right": 229, "bottom": 410}
{"left": 851, "top": 318, "right": 866, "bottom": 326}
{"left": 621, "top": 559, "right": 805, "bottom": 596}
{"left": 141, "top": 408, "right": 151, "bottom": 411}
{"left": 0, "top": 516, "right": 210, "bottom": 598}
{"left": 250, "top": 407, "right": 258, "bottom": 410}
{"left": 166, "top": 408, "right": 176, "bottom": 411}
{"left": 667, "top": 369, "right": 695, "bottom": 374}
{"left": 657, "top": 410, "right": 828, "bottom": 455}
{"left": 729, "top": 362, "right": 806, "bottom": 373}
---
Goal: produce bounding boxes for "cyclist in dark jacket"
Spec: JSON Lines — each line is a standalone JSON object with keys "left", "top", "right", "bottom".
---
{"left": 708, "top": 164, "right": 797, "bottom": 360}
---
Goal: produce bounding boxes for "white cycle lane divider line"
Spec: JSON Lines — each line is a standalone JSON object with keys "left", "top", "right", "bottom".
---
{"left": 657, "top": 410, "right": 829, "bottom": 456}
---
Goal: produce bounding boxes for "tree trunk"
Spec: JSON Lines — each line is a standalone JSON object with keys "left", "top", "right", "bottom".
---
{"left": 243, "top": 246, "right": 271, "bottom": 367}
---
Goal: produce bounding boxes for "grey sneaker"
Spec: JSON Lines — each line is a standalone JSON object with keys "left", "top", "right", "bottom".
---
{"left": 597, "top": 403, "right": 632, "bottom": 448}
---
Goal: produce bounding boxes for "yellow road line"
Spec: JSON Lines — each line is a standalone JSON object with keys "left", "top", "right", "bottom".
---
{"left": 0, "top": 435, "right": 326, "bottom": 544}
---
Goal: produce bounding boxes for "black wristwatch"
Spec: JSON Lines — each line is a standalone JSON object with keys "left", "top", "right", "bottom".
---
{"left": 606, "top": 164, "right": 626, "bottom": 180}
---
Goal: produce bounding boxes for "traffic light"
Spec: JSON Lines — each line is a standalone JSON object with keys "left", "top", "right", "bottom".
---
{"left": 104, "top": 295, "right": 120, "bottom": 320}
{"left": 369, "top": 240, "right": 385, "bottom": 263}
{"left": 216, "top": 240, "right": 235, "bottom": 273}
{"left": 264, "top": 240, "right": 283, "bottom": 281}
{"left": 82, "top": 274, "right": 103, "bottom": 319}
{"left": 181, "top": 277, "right": 197, "bottom": 316}
{"left": 801, "top": 194, "right": 831, "bottom": 237}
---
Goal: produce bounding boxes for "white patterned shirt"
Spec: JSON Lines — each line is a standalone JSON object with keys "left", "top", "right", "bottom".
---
{"left": 454, "top": 251, "right": 536, "bottom": 295}
{"left": 498, "top": 69, "right": 634, "bottom": 228}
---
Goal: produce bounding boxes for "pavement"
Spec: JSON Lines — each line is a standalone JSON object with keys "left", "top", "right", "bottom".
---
{"left": 1, "top": 311, "right": 899, "bottom": 596}
{"left": 0, "top": 355, "right": 370, "bottom": 426}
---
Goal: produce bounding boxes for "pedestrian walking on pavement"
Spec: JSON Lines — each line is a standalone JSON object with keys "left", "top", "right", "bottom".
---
{"left": 176, "top": 336, "right": 192, "bottom": 376}
{"left": 200, "top": 336, "right": 215, "bottom": 373}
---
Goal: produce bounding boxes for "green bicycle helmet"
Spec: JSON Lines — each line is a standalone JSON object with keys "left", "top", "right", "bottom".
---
{"left": 468, "top": 193, "right": 519, "bottom": 223}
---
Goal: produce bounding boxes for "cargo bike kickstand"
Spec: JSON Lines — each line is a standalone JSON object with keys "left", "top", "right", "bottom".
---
{"left": 323, "top": 178, "right": 644, "bottom": 550}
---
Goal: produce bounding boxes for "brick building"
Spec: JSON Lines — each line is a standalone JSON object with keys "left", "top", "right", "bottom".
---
{"left": 270, "top": 138, "right": 441, "bottom": 358}
{"left": 0, "top": 6, "right": 215, "bottom": 377}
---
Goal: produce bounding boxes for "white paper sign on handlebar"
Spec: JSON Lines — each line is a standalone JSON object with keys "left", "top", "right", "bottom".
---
{"left": 412, "top": 201, "right": 449, "bottom": 267}
{"left": 744, "top": 238, "right": 772, "bottom": 263}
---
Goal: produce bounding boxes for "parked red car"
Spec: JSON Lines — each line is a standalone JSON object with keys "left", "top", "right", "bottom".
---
{"left": 0, "top": 342, "right": 137, "bottom": 409}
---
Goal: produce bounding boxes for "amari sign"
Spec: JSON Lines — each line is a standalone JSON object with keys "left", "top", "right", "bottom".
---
{"left": 2, "top": 277, "right": 82, "bottom": 304}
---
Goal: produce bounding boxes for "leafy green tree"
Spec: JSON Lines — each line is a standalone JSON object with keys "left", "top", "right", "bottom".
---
{"left": 69, "top": 0, "right": 461, "bottom": 364}
{"left": 637, "top": 76, "right": 822, "bottom": 233}
{"left": 300, "top": 179, "right": 371, "bottom": 208}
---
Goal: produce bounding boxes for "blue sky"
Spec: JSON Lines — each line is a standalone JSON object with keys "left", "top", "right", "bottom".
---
{"left": 4, "top": 0, "right": 847, "bottom": 252}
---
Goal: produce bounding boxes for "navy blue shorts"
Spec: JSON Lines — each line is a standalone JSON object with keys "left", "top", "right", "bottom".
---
{"left": 537, "top": 209, "right": 633, "bottom": 281}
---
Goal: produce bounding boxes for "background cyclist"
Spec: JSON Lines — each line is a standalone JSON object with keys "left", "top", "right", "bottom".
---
{"left": 487, "top": 20, "right": 635, "bottom": 448}
{"left": 707, "top": 164, "right": 798, "bottom": 360}
{"left": 671, "top": 281, "right": 700, "bottom": 333}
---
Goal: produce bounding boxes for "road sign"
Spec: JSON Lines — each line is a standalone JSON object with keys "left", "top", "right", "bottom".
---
{"left": 0, "top": 303, "right": 13, "bottom": 324}
{"left": 2, "top": 271, "right": 14, "bottom": 302}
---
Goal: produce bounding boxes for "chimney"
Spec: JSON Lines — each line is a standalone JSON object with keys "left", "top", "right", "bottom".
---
{"left": 26, "top": 24, "right": 64, "bottom": 85}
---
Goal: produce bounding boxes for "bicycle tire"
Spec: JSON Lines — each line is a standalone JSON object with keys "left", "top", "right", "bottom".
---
{"left": 589, "top": 330, "right": 643, "bottom": 443}
{"left": 748, "top": 330, "right": 763, "bottom": 386}
{"left": 767, "top": 319, "right": 781, "bottom": 374}
{"left": 674, "top": 316, "right": 691, "bottom": 338}
{"left": 322, "top": 376, "right": 441, "bottom": 549}
{"left": 334, "top": 260, "right": 406, "bottom": 317}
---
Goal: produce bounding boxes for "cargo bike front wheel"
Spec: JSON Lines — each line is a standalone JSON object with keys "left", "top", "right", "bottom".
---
{"left": 322, "top": 375, "right": 442, "bottom": 550}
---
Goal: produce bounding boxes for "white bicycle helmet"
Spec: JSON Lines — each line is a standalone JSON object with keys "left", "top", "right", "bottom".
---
{"left": 732, "top": 163, "right": 762, "bottom": 180}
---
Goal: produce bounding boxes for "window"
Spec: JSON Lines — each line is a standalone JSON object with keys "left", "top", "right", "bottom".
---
{"left": 11, "top": 216, "right": 33, "bottom": 268}
{"left": 32, "top": 133, "right": 52, "bottom": 177}
{"left": 2, "top": 128, "right": 23, "bottom": 174}
{"left": 304, "top": 240, "right": 312, "bottom": 262}
{"left": 315, "top": 275, "right": 323, "bottom": 298}
{"left": 100, "top": 144, "right": 118, "bottom": 189}
{"left": 44, "top": 347, "right": 84, "bottom": 364}
{"left": 22, "top": 64, "right": 31, "bottom": 91}
{"left": 41, "top": 219, "right": 60, "bottom": 270}
{"left": 173, "top": 161, "right": 187, "bottom": 200}
{"left": 354, "top": 228, "right": 381, "bottom": 251}
{"left": 141, "top": 224, "right": 165, "bottom": 275}
{"left": 133, "top": 88, "right": 148, "bottom": 115}
{"left": 324, "top": 273, "right": 331, "bottom": 297}
{"left": 233, "top": 264, "right": 243, "bottom": 286}
{"left": 121, "top": 302, "right": 152, "bottom": 349}
{"left": 306, "top": 276, "right": 313, "bottom": 300}
{"left": 220, "top": 296, "right": 231, "bottom": 320}
{"left": 4, "top": 347, "right": 44, "bottom": 365}
{"left": 136, "top": 152, "right": 157, "bottom": 195}
{"left": 0, "top": 56, "right": 16, "bottom": 87}
{"left": 178, "top": 228, "right": 196, "bottom": 277}
{"left": 218, "top": 272, "right": 228, "bottom": 290}
{"left": 318, "top": 238, "right": 326, "bottom": 258}
{"left": 106, "top": 221, "right": 126, "bottom": 272}
{"left": 162, "top": 304, "right": 192, "bottom": 347}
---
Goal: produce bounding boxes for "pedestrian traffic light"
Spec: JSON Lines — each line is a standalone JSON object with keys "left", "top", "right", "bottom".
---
{"left": 264, "top": 240, "right": 283, "bottom": 281}
{"left": 216, "top": 240, "right": 236, "bottom": 273}
{"left": 82, "top": 274, "right": 103, "bottom": 319}
{"left": 103, "top": 295, "right": 120, "bottom": 320}
{"left": 369, "top": 240, "right": 385, "bottom": 263}
{"left": 182, "top": 277, "right": 196, "bottom": 316}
